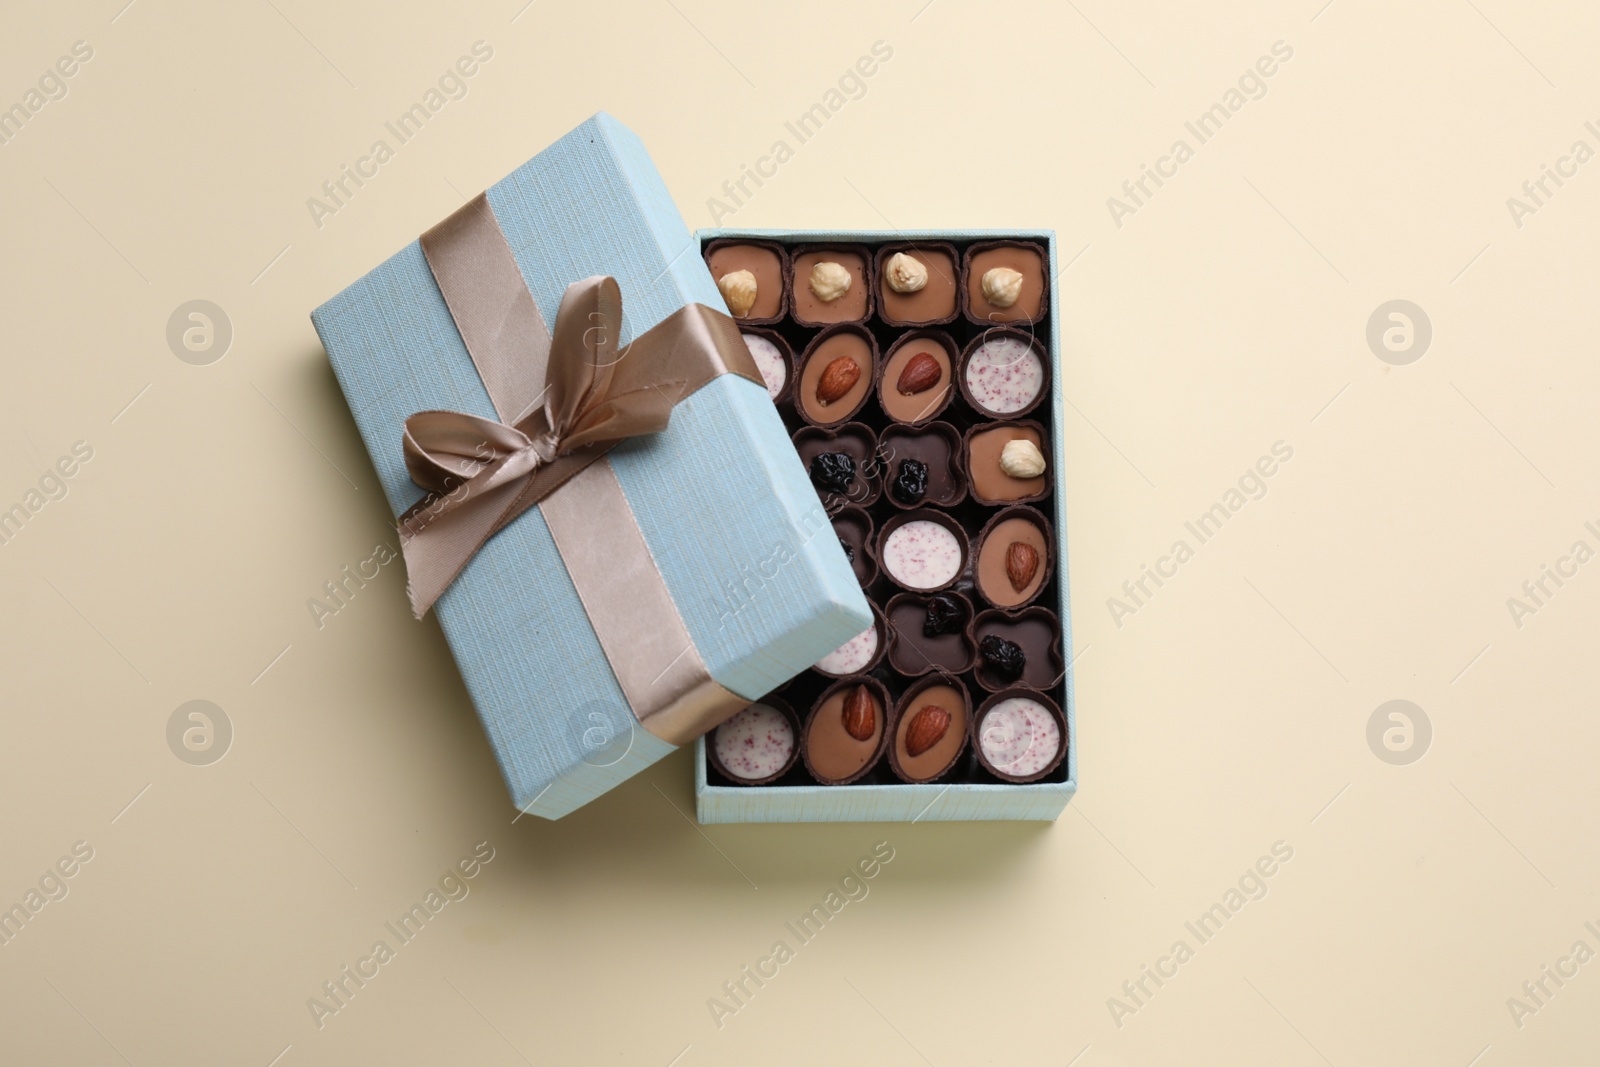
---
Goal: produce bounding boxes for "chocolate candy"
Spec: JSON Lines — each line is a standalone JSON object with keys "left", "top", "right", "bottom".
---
{"left": 886, "top": 592, "right": 974, "bottom": 677}
{"left": 798, "top": 326, "right": 877, "bottom": 425}
{"left": 792, "top": 245, "right": 871, "bottom": 326}
{"left": 711, "top": 701, "right": 798, "bottom": 784}
{"left": 975, "top": 691, "right": 1066, "bottom": 783}
{"left": 878, "top": 514, "right": 965, "bottom": 592}
{"left": 967, "top": 421, "right": 1050, "bottom": 505}
{"left": 830, "top": 506, "right": 876, "bottom": 588}
{"left": 962, "top": 332, "right": 1045, "bottom": 417}
{"left": 705, "top": 240, "right": 787, "bottom": 323}
{"left": 964, "top": 241, "right": 1047, "bottom": 325}
{"left": 889, "top": 680, "right": 969, "bottom": 783}
{"left": 803, "top": 679, "right": 890, "bottom": 785}
{"left": 813, "top": 610, "right": 883, "bottom": 676}
{"left": 794, "top": 423, "right": 879, "bottom": 512}
{"left": 972, "top": 607, "right": 1063, "bottom": 692}
{"left": 877, "top": 242, "right": 959, "bottom": 327}
{"left": 878, "top": 331, "right": 957, "bottom": 424}
{"left": 741, "top": 329, "right": 790, "bottom": 402}
{"left": 879, "top": 422, "right": 965, "bottom": 509}
{"left": 975, "top": 508, "right": 1053, "bottom": 608}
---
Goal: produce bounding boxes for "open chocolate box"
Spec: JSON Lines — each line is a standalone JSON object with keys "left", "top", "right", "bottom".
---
{"left": 694, "top": 230, "right": 1078, "bottom": 823}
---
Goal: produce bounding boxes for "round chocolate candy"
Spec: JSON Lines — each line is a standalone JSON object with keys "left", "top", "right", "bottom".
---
{"left": 974, "top": 689, "right": 1067, "bottom": 783}
{"left": 812, "top": 604, "right": 887, "bottom": 678}
{"left": 876, "top": 510, "right": 968, "bottom": 593}
{"left": 959, "top": 328, "right": 1048, "bottom": 420}
{"left": 710, "top": 699, "right": 800, "bottom": 785}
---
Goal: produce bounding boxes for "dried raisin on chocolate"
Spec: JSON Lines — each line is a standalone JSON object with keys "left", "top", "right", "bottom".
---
{"left": 979, "top": 634, "right": 1026, "bottom": 680}
{"left": 810, "top": 452, "right": 856, "bottom": 494}
{"left": 923, "top": 594, "right": 964, "bottom": 638}
{"left": 891, "top": 458, "right": 929, "bottom": 504}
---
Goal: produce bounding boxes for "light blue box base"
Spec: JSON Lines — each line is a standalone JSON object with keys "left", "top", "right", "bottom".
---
{"left": 693, "top": 229, "right": 1077, "bottom": 823}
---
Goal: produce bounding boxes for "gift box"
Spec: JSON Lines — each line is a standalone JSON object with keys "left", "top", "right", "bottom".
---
{"left": 692, "top": 230, "right": 1078, "bottom": 822}
{"left": 311, "top": 114, "right": 871, "bottom": 820}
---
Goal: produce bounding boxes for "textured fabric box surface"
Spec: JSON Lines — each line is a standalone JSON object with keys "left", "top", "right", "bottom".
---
{"left": 693, "top": 228, "right": 1076, "bottom": 823}
{"left": 311, "top": 115, "right": 870, "bottom": 820}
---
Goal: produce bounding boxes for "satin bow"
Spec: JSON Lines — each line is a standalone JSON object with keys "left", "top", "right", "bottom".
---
{"left": 397, "top": 275, "right": 703, "bottom": 615}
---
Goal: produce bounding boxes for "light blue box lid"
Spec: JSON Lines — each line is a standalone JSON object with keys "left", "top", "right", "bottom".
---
{"left": 311, "top": 113, "right": 870, "bottom": 819}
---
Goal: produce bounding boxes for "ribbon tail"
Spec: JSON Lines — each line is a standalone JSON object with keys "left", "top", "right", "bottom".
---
{"left": 399, "top": 477, "right": 530, "bottom": 617}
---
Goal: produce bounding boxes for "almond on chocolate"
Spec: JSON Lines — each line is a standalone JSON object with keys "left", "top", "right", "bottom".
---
{"left": 1005, "top": 541, "right": 1039, "bottom": 593}
{"left": 896, "top": 352, "right": 941, "bottom": 395}
{"left": 841, "top": 685, "right": 876, "bottom": 741}
{"left": 904, "top": 704, "right": 950, "bottom": 757}
{"left": 816, "top": 356, "right": 861, "bottom": 405}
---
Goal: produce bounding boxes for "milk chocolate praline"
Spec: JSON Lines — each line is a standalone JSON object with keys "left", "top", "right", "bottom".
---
{"left": 973, "top": 506, "right": 1054, "bottom": 609}
{"left": 802, "top": 677, "right": 891, "bottom": 786}
{"left": 811, "top": 602, "right": 887, "bottom": 679}
{"left": 875, "top": 509, "right": 969, "bottom": 594}
{"left": 738, "top": 325, "right": 794, "bottom": 406}
{"left": 888, "top": 675, "right": 972, "bottom": 784}
{"left": 830, "top": 505, "right": 877, "bottom": 588}
{"left": 704, "top": 239, "right": 788, "bottom": 325}
{"left": 879, "top": 422, "right": 966, "bottom": 510}
{"left": 958, "top": 328, "right": 1049, "bottom": 420}
{"left": 970, "top": 606, "right": 1064, "bottom": 693}
{"left": 793, "top": 422, "right": 880, "bottom": 512}
{"left": 962, "top": 240, "right": 1048, "bottom": 326}
{"left": 797, "top": 324, "right": 879, "bottom": 427}
{"left": 878, "top": 330, "right": 958, "bottom": 425}
{"left": 876, "top": 242, "right": 960, "bottom": 327}
{"left": 707, "top": 696, "right": 801, "bottom": 786}
{"left": 885, "top": 591, "right": 976, "bottom": 677}
{"left": 965, "top": 419, "right": 1051, "bottom": 506}
{"left": 973, "top": 688, "right": 1067, "bottom": 784}
{"left": 789, "top": 243, "right": 873, "bottom": 326}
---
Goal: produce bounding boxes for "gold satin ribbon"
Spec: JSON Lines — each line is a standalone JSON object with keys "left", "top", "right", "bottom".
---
{"left": 397, "top": 193, "right": 763, "bottom": 745}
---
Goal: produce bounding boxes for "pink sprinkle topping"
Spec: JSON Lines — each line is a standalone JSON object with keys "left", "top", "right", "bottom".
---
{"left": 882, "top": 520, "right": 962, "bottom": 590}
{"left": 979, "top": 698, "right": 1060, "bottom": 776}
{"left": 965, "top": 337, "right": 1043, "bottom": 414}
{"left": 742, "top": 333, "right": 787, "bottom": 401}
{"left": 714, "top": 704, "right": 794, "bottom": 780}
{"left": 815, "top": 622, "right": 879, "bottom": 674}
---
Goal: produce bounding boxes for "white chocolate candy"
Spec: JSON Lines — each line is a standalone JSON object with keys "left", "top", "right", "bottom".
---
{"left": 714, "top": 703, "right": 794, "bottom": 780}
{"left": 882, "top": 520, "right": 962, "bottom": 590}
{"left": 965, "top": 336, "right": 1044, "bottom": 414}
{"left": 742, "top": 333, "right": 787, "bottom": 401}
{"left": 979, "top": 697, "right": 1060, "bottom": 777}
{"left": 815, "top": 621, "right": 879, "bottom": 675}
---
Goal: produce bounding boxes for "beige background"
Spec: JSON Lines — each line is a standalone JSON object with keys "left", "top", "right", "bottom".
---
{"left": 2, "top": 0, "right": 1597, "bottom": 1063}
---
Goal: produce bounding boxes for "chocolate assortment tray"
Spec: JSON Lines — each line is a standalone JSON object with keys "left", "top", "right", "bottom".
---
{"left": 694, "top": 230, "right": 1076, "bottom": 823}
